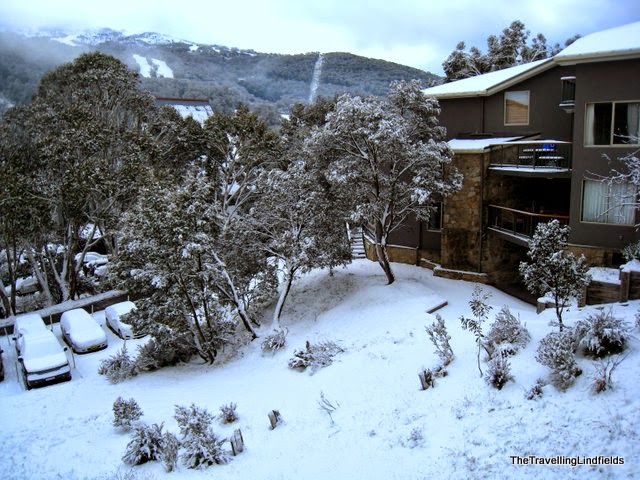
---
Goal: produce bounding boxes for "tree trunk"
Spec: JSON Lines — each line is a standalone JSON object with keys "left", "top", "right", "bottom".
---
{"left": 0, "top": 279, "right": 12, "bottom": 318}
{"left": 25, "top": 248, "right": 54, "bottom": 307}
{"left": 272, "top": 264, "right": 296, "bottom": 329}
{"left": 374, "top": 221, "right": 395, "bottom": 284}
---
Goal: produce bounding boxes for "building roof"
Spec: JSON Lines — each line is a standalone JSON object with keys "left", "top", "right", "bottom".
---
{"left": 155, "top": 97, "right": 213, "bottom": 124}
{"left": 554, "top": 21, "right": 640, "bottom": 64}
{"left": 424, "top": 21, "right": 640, "bottom": 99}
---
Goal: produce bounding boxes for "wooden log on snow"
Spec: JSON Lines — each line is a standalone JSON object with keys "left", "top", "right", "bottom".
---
{"left": 268, "top": 409, "right": 282, "bottom": 429}
{"left": 230, "top": 428, "right": 244, "bottom": 455}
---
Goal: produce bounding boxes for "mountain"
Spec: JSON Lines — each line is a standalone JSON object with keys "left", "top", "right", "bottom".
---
{"left": 0, "top": 27, "right": 440, "bottom": 121}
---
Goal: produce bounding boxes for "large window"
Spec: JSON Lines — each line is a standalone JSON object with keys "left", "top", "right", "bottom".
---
{"left": 582, "top": 179, "right": 636, "bottom": 225}
{"left": 585, "top": 101, "right": 640, "bottom": 145}
{"left": 504, "top": 91, "right": 530, "bottom": 125}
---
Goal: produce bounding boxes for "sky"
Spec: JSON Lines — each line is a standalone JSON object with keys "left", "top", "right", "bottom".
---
{"left": 1, "top": 0, "right": 640, "bottom": 74}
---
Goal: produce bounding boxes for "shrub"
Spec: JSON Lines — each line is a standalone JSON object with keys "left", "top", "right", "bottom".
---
{"left": 288, "top": 340, "right": 344, "bottom": 373}
{"left": 425, "top": 314, "right": 454, "bottom": 366}
{"left": 484, "top": 353, "right": 513, "bottom": 390}
{"left": 135, "top": 326, "right": 197, "bottom": 371}
{"left": 261, "top": 327, "right": 288, "bottom": 353}
{"left": 174, "top": 404, "right": 230, "bottom": 469}
{"left": 575, "top": 309, "right": 629, "bottom": 358}
{"left": 113, "top": 397, "right": 143, "bottom": 431}
{"left": 160, "top": 431, "right": 180, "bottom": 473}
{"left": 122, "top": 423, "right": 165, "bottom": 466}
{"left": 535, "top": 330, "right": 582, "bottom": 390}
{"left": 98, "top": 344, "right": 138, "bottom": 383}
{"left": 591, "top": 355, "right": 627, "bottom": 394}
{"left": 218, "top": 402, "right": 238, "bottom": 424}
{"left": 622, "top": 240, "right": 640, "bottom": 261}
{"left": 525, "top": 378, "right": 547, "bottom": 400}
{"left": 484, "top": 306, "right": 530, "bottom": 358}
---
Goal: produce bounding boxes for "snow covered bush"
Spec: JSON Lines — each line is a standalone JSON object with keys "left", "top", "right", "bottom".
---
{"left": 574, "top": 309, "right": 629, "bottom": 357}
{"left": 525, "top": 378, "right": 547, "bottom": 400}
{"left": 160, "top": 431, "right": 180, "bottom": 473}
{"left": 484, "top": 306, "right": 530, "bottom": 358}
{"left": 98, "top": 344, "right": 138, "bottom": 383}
{"left": 112, "top": 397, "right": 143, "bottom": 431}
{"left": 535, "top": 330, "right": 582, "bottom": 390}
{"left": 519, "top": 220, "right": 590, "bottom": 330}
{"left": 484, "top": 353, "right": 513, "bottom": 390}
{"left": 622, "top": 240, "right": 640, "bottom": 261}
{"left": 460, "top": 286, "right": 492, "bottom": 376}
{"left": 591, "top": 355, "right": 626, "bottom": 394}
{"left": 218, "top": 402, "right": 238, "bottom": 424}
{"left": 261, "top": 327, "right": 288, "bottom": 354}
{"left": 174, "top": 404, "right": 230, "bottom": 469}
{"left": 425, "top": 314, "right": 454, "bottom": 366}
{"left": 288, "top": 340, "right": 344, "bottom": 373}
{"left": 122, "top": 423, "right": 165, "bottom": 466}
{"left": 135, "top": 325, "right": 198, "bottom": 371}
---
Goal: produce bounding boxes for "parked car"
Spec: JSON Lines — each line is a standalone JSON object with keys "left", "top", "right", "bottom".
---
{"left": 60, "top": 308, "right": 108, "bottom": 353}
{"left": 105, "top": 301, "right": 140, "bottom": 339}
{"left": 13, "top": 312, "right": 48, "bottom": 350}
{"left": 16, "top": 330, "right": 71, "bottom": 389}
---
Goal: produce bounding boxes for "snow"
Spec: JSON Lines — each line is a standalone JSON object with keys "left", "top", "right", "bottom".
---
{"left": 555, "top": 21, "right": 640, "bottom": 63}
{"left": 132, "top": 54, "right": 152, "bottom": 78}
{"left": 53, "top": 34, "right": 80, "bottom": 46}
{"left": 189, "top": 44, "right": 199, "bottom": 52}
{"left": 589, "top": 267, "right": 621, "bottom": 284}
{"left": 621, "top": 259, "right": 640, "bottom": 273}
{"left": 151, "top": 59, "right": 174, "bottom": 78}
{"left": 423, "top": 59, "right": 552, "bottom": 98}
{"left": 1, "top": 260, "right": 639, "bottom": 479}
{"left": 172, "top": 104, "right": 213, "bottom": 124}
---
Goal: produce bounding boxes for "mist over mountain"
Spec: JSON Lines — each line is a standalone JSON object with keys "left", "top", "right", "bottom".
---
{"left": 0, "top": 26, "right": 440, "bottom": 121}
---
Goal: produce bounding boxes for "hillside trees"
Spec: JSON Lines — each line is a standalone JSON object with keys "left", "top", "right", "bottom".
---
{"left": 305, "top": 80, "right": 461, "bottom": 284}
{"left": 111, "top": 107, "right": 283, "bottom": 350}
{"left": 0, "top": 52, "right": 159, "bottom": 304}
{"left": 442, "top": 20, "right": 580, "bottom": 82}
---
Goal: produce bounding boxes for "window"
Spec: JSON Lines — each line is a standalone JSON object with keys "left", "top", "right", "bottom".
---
{"left": 504, "top": 91, "right": 529, "bottom": 125}
{"left": 585, "top": 102, "right": 640, "bottom": 145}
{"left": 582, "top": 179, "right": 636, "bottom": 225}
{"left": 427, "top": 202, "right": 442, "bottom": 231}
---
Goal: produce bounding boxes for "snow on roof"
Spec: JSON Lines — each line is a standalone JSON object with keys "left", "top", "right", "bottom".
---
{"left": 448, "top": 136, "right": 522, "bottom": 153}
{"left": 423, "top": 59, "right": 552, "bottom": 99}
{"left": 555, "top": 21, "right": 640, "bottom": 64}
{"left": 156, "top": 97, "right": 213, "bottom": 124}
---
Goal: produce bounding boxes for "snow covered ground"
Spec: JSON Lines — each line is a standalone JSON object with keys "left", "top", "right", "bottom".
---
{"left": 0, "top": 260, "right": 638, "bottom": 480}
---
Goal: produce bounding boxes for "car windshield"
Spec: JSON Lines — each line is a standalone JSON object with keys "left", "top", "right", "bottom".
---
{"left": 23, "top": 335, "right": 62, "bottom": 358}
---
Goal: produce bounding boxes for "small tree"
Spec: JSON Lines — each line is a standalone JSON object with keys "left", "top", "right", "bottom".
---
{"left": 460, "top": 286, "right": 492, "bottom": 376}
{"left": 519, "top": 220, "right": 590, "bottom": 330}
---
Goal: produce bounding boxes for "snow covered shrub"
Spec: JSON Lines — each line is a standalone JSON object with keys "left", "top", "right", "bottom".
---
{"left": 460, "top": 286, "right": 492, "bottom": 376}
{"left": 98, "top": 344, "right": 138, "bottom": 383}
{"left": 484, "top": 353, "right": 513, "bottom": 390}
{"left": 288, "top": 340, "right": 344, "bottom": 373}
{"left": 218, "top": 402, "right": 238, "bottom": 424}
{"left": 525, "top": 378, "right": 547, "bottom": 400}
{"left": 122, "top": 423, "right": 165, "bottom": 466}
{"left": 591, "top": 355, "right": 627, "bottom": 394}
{"left": 425, "top": 314, "right": 454, "bottom": 366}
{"left": 135, "top": 325, "right": 198, "bottom": 371}
{"left": 535, "top": 330, "right": 582, "bottom": 390}
{"left": 261, "top": 327, "right": 288, "bottom": 354}
{"left": 160, "top": 431, "right": 180, "bottom": 473}
{"left": 484, "top": 306, "right": 530, "bottom": 358}
{"left": 174, "top": 404, "right": 230, "bottom": 469}
{"left": 113, "top": 397, "right": 143, "bottom": 431}
{"left": 622, "top": 240, "right": 640, "bottom": 261}
{"left": 574, "top": 309, "right": 629, "bottom": 357}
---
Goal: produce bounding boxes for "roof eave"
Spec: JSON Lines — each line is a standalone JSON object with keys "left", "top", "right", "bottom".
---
{"left": 554, "top": 49, "right": 640, "bottom": 65}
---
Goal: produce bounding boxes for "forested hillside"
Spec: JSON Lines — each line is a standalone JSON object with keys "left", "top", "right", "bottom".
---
{"left": 0, "top": 28, "right": 439, "bottom": 119}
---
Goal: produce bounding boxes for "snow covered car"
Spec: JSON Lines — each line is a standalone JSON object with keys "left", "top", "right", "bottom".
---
{"left": 13, "top": 312, "right": 48, "bottom": 350}
{"left": 60, "top": 308, "right": 108, "bottom": 353}
{"left": 105, "top": 301, "right": 141, "bottom": 339}
{"left": 17, "top": 330, "right": 71, "bottom": 389}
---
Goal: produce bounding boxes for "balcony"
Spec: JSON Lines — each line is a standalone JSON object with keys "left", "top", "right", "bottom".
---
{"left": 487, "top": 205, "right": 570, "bottom": 247}
{"left": 488, "top": 141, "right": 572, "bottom": 178}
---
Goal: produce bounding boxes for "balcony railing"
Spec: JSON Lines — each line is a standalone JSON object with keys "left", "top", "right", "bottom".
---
{"left": 488, "top": 205, "right": 570, "bottom": 245}
{"left": 489, "top": 141, "right": 572, "bottom": 170}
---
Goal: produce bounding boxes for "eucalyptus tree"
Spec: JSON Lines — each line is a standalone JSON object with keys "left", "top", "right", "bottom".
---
{"left": 306, "top": 81, "right": 461, "bottom": 284}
